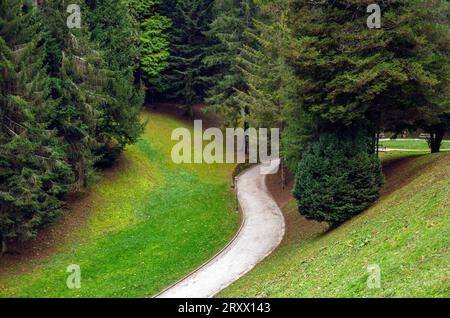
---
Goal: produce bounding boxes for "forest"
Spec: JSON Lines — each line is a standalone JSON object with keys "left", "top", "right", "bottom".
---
{"left": 0, "top": 0, "right": 449, "bottom": 276}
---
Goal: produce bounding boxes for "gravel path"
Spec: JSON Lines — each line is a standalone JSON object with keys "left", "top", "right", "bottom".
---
{"left": 155, "top": 162, "right": 285, "bottom": 298}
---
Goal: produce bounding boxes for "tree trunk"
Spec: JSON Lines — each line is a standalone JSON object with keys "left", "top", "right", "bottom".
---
{"left": 428, "top": 127, "right": 444, "bottom": 153}
{"left": 280, "top": 121, "right": 286, "bottom": 189}
{"left": 150, "top": 92, "right": 157, "bottom": 110}
{"left": 184, "top": 105, "right": 194, "bottom": 118}
{"left": 375, "top": 111, "right": 381, "bottom": 156}
{"left": 1, "top": 235, "right": 7, "bottom": 256}
{"left": 376, "top": 128, "right": 380, "bottom": 156}
{"left": 243, "top": 106, "right": 250, "bottom": 156}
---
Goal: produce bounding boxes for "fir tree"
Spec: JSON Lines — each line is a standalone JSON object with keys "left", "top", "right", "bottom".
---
{"left": 233, "top": 2, "right": 302, "bottom": 180}
{"left": 287, "top": 0, "right": 449, "bottom": 137}
{"left": 128, "top": 0, "right": 171, "bottom": 100}
{"left": 84, "top": 0, "right": 144, "bottom": 163}
{"left": 203, "top": 0, "right": 256, "bottom": 126}
{"left": 160, "top": 0, "right": 214, "bottom": 115}
{"left": 38, "top": 1, "right": 105, "bottom": 188}
{"left": 0, "top": 0, "right": 73, "bottom": 253}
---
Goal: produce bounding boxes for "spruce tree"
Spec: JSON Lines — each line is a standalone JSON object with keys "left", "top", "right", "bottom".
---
{"left": 0, "top": 0, "right": 73, "bottom": 253}
{"left": 287, "top": 0, "right": 449, "bottom": 134}
{"left": 128, "top": 0, "right": 171, "bottom": 100}
{"left": 233, "top": 1, "right": 304, "bottom": 179}
{"left": 293, "top": 129, "right": 384, "bottom": 226}
{"left": 160, "top": 0, "right": 214, "bottom": 115}
{"left": 38, "top": 1, "right": 105, "bottom": 188}
{"left": 84, "top": 0, "right": 144, "bottom": 163}
{"left": 203, "top": 0, "right": 256, "bottom": 126}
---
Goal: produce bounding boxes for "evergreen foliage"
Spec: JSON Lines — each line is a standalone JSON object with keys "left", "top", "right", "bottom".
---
{"left": 203, "top": 0, "right": 256, "bottom": 126}
{"left": 1, "top": 0, "right": 448, "bottom": 248}
{"left": 159, "top": 0, "right": 214, "bottom": 115}
{"left": 234, "top": 4, "right": 305, "bottom": 169}
{"left": 287, "top": 0, "right": 449, "bottom": 133}
{"left": 84, "top": 0, "right": 144, "bottom": 164}
{"left": 39, "top": 1, "right": 105, "bottom": 187}
{"left": 0, "top": 0, "right": 73, "bottom": 251}
{"left": 0, "top": 0, "right": 146, "bottom": 248}
{"left": 128, "top": 0, "right": 171, "bottom": 93}
{"left": 287, "top": 0, "right": 448, "bottom": 223}
{"left": 293, "top": 129, "right": 384, "bottom": 226}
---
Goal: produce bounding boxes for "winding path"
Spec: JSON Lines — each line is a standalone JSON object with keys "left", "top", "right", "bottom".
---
{"left": 155, "top": 161, "right": 285, "bottom": 298}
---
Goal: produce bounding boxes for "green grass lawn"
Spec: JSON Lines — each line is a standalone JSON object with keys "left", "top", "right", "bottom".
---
{"left": 0, "top": 111, "right": 240, "bottom": 297}
{"left": 219, "top": 152, "right": 450, "bottom": 297}
{"left": 380, "top": 139, "right": 450, "bottom": 150}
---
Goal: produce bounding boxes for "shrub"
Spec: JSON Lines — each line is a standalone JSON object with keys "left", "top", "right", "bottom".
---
{"left": 293, "top": 131, "right": 384, "bottom": 226}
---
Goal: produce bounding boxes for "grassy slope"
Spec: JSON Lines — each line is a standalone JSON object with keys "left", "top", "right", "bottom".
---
{"left": 0, "top": 111, "right": 240, "bottom": 297}
{"left": 380, "top": 139, "right": 450, "bottom": 150}
{"left": 220, "top": 152, "right": 449, "bottom": 297}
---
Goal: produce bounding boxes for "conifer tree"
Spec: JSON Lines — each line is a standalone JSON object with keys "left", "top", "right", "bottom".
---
{"left": 160, "top": 0, "right": 214, "bottom": 115}
{"left": 38, "top": 1, "right": 106, "bottom": 188}
{"left": 128, "top": 0, "right": 171, "bottom": 100}
{"left": 84, "top": 0, "right": 144, "bottom": 163}
{"left": 233, "top": 2, "right": 304, "bottom": 177}
{"left": 287, "top": 0, "right": 449, "bottom": 138}
{"left": 402, "top": 0, "right": 449, "bottom": 152}
{"left": 0, "top": 0, "right": 73, "bottom": 253}
{"left": 203, "top": 0, "right": 256, "bottom": 126}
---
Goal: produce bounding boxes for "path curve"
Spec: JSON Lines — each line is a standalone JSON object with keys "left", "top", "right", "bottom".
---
{"left": 155, "top": 161, "right": 285, "bottom": 298}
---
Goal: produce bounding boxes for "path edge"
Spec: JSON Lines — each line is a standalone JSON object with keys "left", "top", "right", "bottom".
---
{"left": 151, "top": 167, "right": 250, "bottom": 298}
{"left": 152, "top": 164, "right": 286, "bottom": 298}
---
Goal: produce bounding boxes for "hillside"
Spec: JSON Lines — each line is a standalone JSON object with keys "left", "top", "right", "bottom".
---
{"left": 0, "top": 110, "right": 240, "bottom": 297}
{"left": 219, "top": 153, "right": 450, "bottom": 297}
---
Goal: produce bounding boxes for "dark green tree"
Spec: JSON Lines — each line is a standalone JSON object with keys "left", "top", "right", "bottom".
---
{"left": 0, "top": 0, "right": 73, "bottom": 253}
{"left": 38, "top": 1, "right": 105, "bottom": 187}
{"left": 203, "top": 0, "right": 256, "bottom": 126}
{"left": 84, "top": 0, "right": 144, "bottom": 164}
{"left": 128, "top": 0, "right": 171, "bottom": 100}
{"left": 160, "top": 0, "right": 214, "bottom": 115}
{"left": 407, "top": 0, "right": 449, "bottom": 153}
{"left": 231, "top": 1, "right": 306, "bottom": 181}
{"left": 293, "top": 129, "right": 384, "bottom": 226}
{"left": 287, "top": 0, "right": 449, "bottom": 140}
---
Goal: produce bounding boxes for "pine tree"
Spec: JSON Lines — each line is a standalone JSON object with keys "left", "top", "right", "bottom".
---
{"left": 84, "top": 0, "right": 144, "bottom": 163}
{"left": 0, "top": 0, "right": 73, "bottom": 253}
{"left": 293, "top": 129, "right": 384, "bottom": 226}
{"left": 287, "top": 0, "right": 449, "bottom": 136}
{"left": 159, "top": 0, "right": 214, "bottom": 115}
{"left": 232, "top": 1, "right": 304, "bottom": 179}
{"left": 38, "top": 1, "right": 106, "bottom": 188}
{"left": 203, "top": 0, "right": 256, "bottom": 126}
{"left": 128, "top": 0, "right": 171, "bottom": 100}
